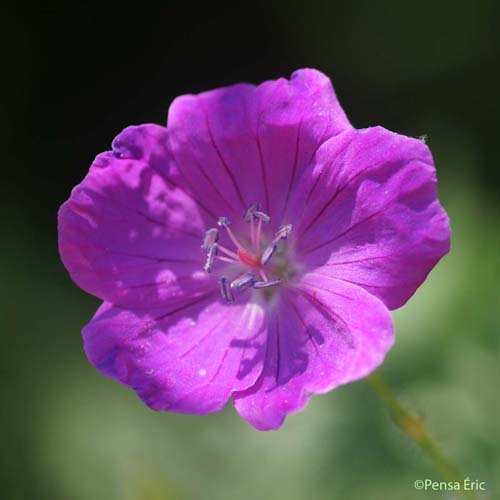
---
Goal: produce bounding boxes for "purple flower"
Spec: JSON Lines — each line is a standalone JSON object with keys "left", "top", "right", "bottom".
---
{"left": 58, "top": 69, "right": 450, "bottom": 430}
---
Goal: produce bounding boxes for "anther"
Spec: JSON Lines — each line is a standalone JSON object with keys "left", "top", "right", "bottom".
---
{"left": 253, "top": 279, "right": 282, "bottom": 289}
{"left": 231, "top": 272, "right": 256, "bottom": 291}
{"left": 217, "top": 216, "right": 231, "bottom": 227}
{"left": 252, "top": 210, "right": 270, "bottom": 223}
{"left": 261, "top": 243, "right": 277, "bottom": 265}
{"left": 203, "top": 243, "right": 218, "bottom": 273}
{"left": 201, "top": 228, "right": 219, "bottom": 254}
{"left": 244, "top": 203, "right": 259, "bottom": 221}
{"left": 219, "top": 276, "right": 234, "bottom": 303}
{"left": 274, "top": 224, "right": 292, "bottom": 240}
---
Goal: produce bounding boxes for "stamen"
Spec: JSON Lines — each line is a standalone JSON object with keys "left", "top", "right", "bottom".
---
{"left": 273, "top": 224, "right": 292, "bottom": 242}
{"left": 245, "top": 203, "right": 259, "bottom": 249}
{"left": 203, "top": 243, "right": 218, "bottom": 273}
{"left": 219, "top": 276, "right": 234, "bottom": 303}
{"left": 217, "top": 244, "right": 239, "bottom": 260}
{"left": 201, "top": 228, "right": 219, "bottom": 254}
{"left": 261, "top": 243, "right": 277, "bottom": 266}
{"left": 253, "top": 279, "right": 282, "bottom": 289}
{"left": 252, "top": 210, "right": 270, "bottom": 223}
{"left": 216, "top": 255, "right": 238, "bottom": 264}
{"left": 254, "top": 216, "right": 265, "bottom": 252}
{"left": 218, "top": 215, "right": 245, "bottom": 250}
{"left": 250, "top": 216, "right": 256, "bottom": 249}
{"left": 231, "top": 272, "right": 256, "bottom": 291}
{"left": 259, "top": 268, "right": 269, "bottom": 281}
{"left": 244, "top": 203, "right": 259, "bottom": 221}
{"left": 217, "top": 216, "right": 231, "bottom": 227}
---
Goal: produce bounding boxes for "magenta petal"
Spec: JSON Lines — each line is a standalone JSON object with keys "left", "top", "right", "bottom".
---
{"left": 233, "top": 276, "right": 394, "bottom": 430}
{"left": 83, "top": 297, "right": 267, "bottom": 414}
{"left": 289, "top": 126, "right": 451, "bottom": 310}
{"left": 167, "top": 69, "right": 352, "bottom": 220}
{"left": 58, "top": 124, "right": 213, "bottom": 308}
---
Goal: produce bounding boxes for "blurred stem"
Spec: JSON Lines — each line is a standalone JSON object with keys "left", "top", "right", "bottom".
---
{"left": 366, "top": 372, "right": 477, "bottom": 500}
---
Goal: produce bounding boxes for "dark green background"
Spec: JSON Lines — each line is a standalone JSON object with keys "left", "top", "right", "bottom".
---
{"left": 2, "top": 2, "right": 499, "bottom": 499}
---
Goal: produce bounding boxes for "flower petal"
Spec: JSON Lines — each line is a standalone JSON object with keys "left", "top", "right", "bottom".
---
{"left": 58, "top": 124, "right": 212, "bottom": 308}
{"left": 83, "top": 296, "right": 267, "bottom": 414}
{"left": 289, "top": 126, "right": 450, "bottom": 310}
{"left": 167, "top": 68, "right": 352, "bottom": 221}
{"left": 233, "top": 276, "right": 394, "bottom": 430}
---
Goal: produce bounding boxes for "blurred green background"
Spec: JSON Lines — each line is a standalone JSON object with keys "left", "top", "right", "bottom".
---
{"left": 2, "top": 1, "right": 499, "bottom": 499}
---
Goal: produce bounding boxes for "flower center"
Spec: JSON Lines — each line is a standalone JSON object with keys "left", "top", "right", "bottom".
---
{"left": 201, "top": 203, "right": 293, "bottom": 304}
{"left": 237, "top": 247, "right": 261, "bottom": 268}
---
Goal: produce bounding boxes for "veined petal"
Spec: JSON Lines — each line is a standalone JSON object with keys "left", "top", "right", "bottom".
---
{"left": 233, "top": 276, "right": 394, "bottom": 430}
{"left": 83, "top": 296, "right": 267, "bottom": 414}
{"left": 58, "top": 124, "right": 212, "bottom": 308}
{"left": 289, "top": 126, "right": 451, "bottom": 310}
{"left": 167, "top": 68, "right": 352, "bottom": 223}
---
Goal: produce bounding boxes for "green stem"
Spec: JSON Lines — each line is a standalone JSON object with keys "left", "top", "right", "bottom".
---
{"left": 366, "top": 372, "right": 476, "bottom": 500}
